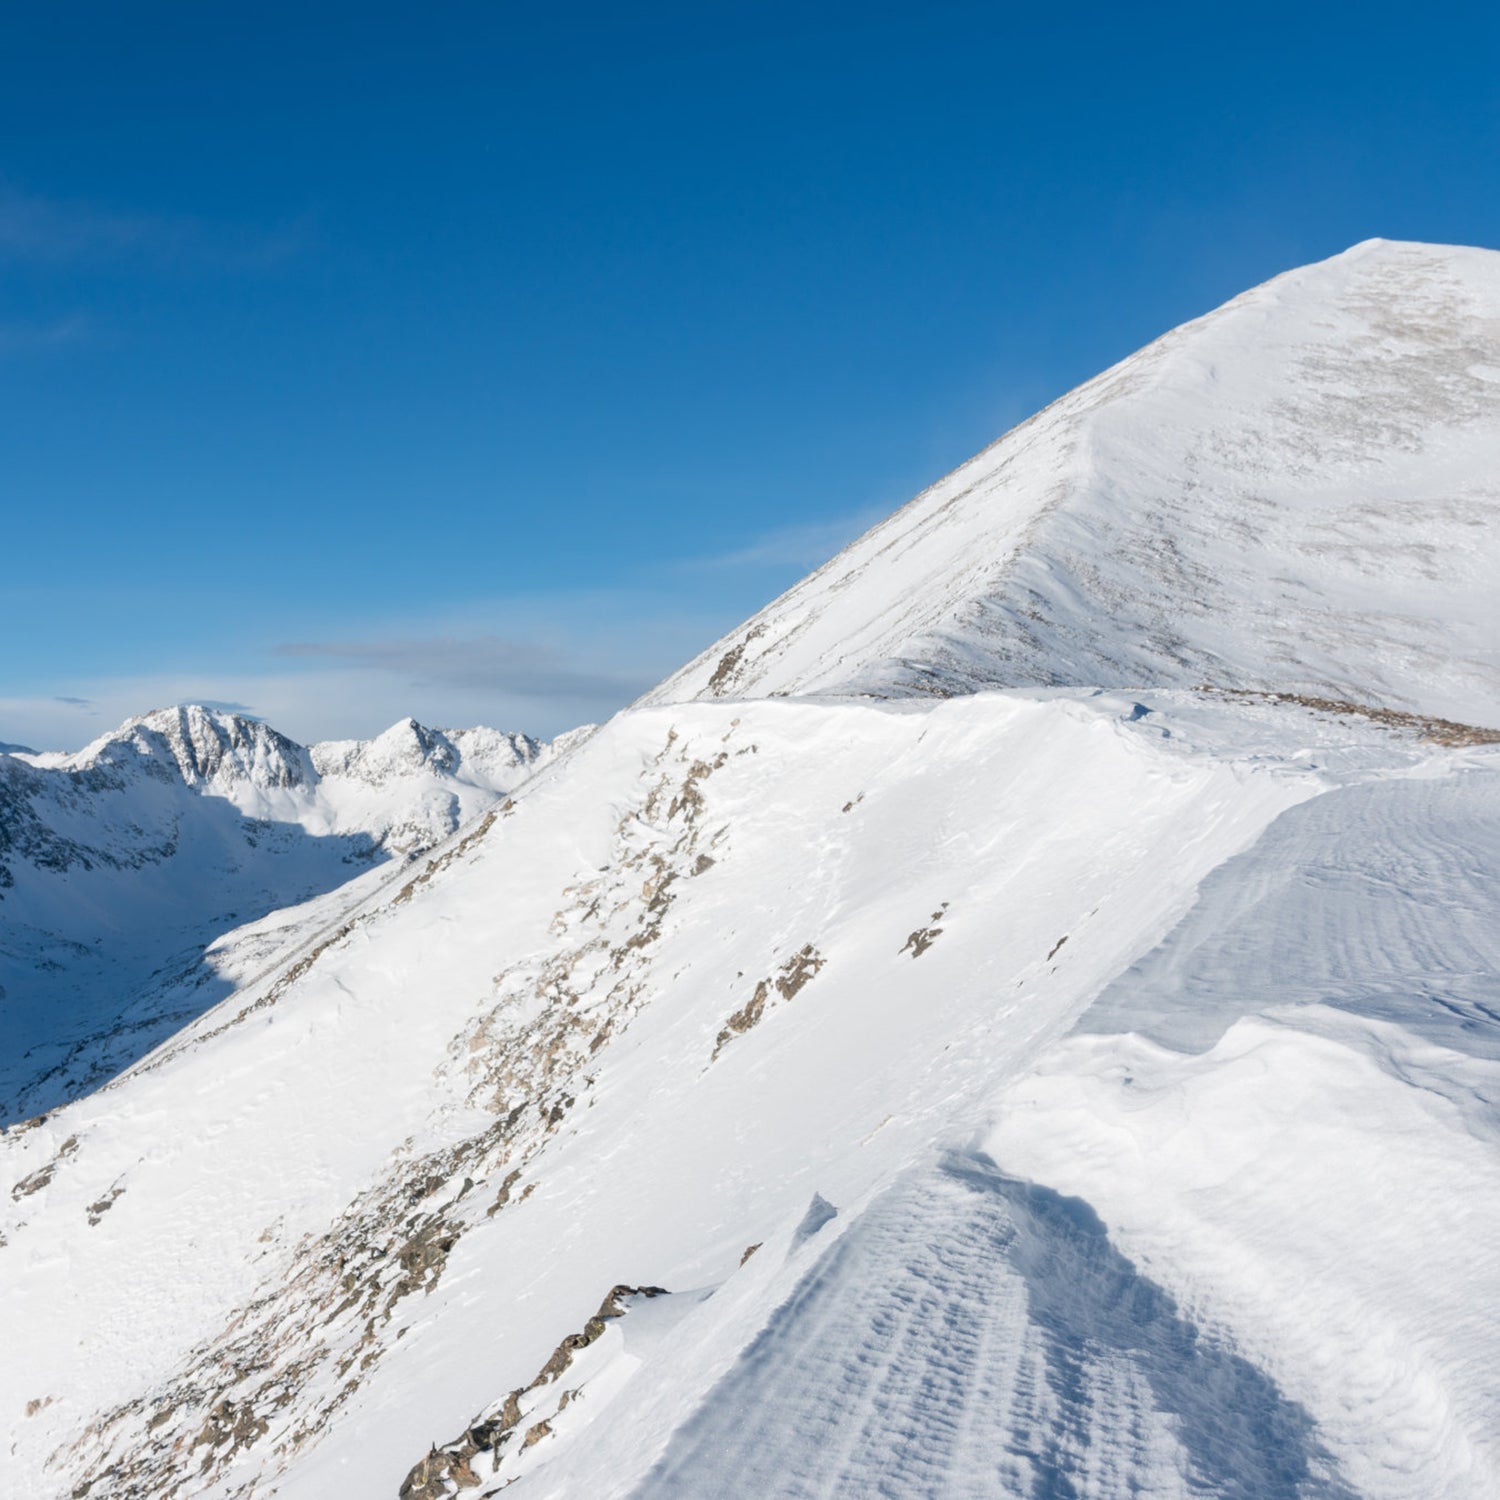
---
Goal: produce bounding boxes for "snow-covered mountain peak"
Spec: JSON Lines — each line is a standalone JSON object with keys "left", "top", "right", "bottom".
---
{"left": 648, "top": 238, "right": 1500, "bottom": 726}
{"left": 312, "top": 716, "right": 456, "bottom": 781}
{"left": 310, "top": 717, "right": 540, "bottom": 788}
{"left": 0, "top": 706, "right": 552, "bottom": 1124}
{"left": 24, "top": 704, "right": 545, "bottom": 811}
{"left": 6, "top": 246, "right": 1500, "bottom": 1500}
{"left": 59, "top": 704, "right": 313, "bottom": 791}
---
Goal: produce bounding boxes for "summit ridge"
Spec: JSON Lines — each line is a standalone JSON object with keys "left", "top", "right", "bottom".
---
{"left": 650, "top": 240, "right": 1500, "bottom": 726}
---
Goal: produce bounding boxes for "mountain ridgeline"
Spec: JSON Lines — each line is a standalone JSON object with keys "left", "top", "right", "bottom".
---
{"left": 3, "top": 242, "right": 1499, "bottom": 1500}
{"left": 650, "top": 239, "right": 1500, "bottom": 730}
{"left": 0, "top": 705, "right": 549, "bottom": 1124}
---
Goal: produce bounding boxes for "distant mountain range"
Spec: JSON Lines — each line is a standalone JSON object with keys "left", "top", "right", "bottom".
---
{"left": 0, "top": 705, "right": 561, "bottom": 1123}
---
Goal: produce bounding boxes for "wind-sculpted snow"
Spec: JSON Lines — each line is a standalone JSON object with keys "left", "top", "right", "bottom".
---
{"left": 642, "top": 1154, "right": 1354, "bottom": 1500}
{"left": 0, "top": 706, "right": 543, "bottom": 1123}
{"left": 994, "top": 762, "right": 1500, "bottom": 1499}
{"left": 648, "top": 240, "right": 1500, "bottom": 727}
{"left": 1076, "top": 770, "right": 1500, "bottom": 1060}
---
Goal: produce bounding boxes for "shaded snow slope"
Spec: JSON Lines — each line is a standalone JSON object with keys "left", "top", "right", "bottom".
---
{"left": 638, "top": 1153, "right": 1355, "bottom": 1500}
{"left": 647, "top": 240, "right": 1500, "bottom": 727}
{"left": 0, "top": 705, "right": 544, "bottom": 1123}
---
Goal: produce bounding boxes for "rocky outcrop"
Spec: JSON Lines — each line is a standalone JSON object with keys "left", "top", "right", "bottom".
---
{"left": 398, "top": 1285, "right": 668, "bottom": 1499}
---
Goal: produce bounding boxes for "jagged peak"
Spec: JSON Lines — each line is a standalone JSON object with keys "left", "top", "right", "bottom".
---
{"left": 310, "top": 719, "right": 541, "bottom": 785}
{"left": 40, "top": 704, "right": 545, "bottom": 793}
{"left": 66, "top": 705, "right": 311, "bottom": 790}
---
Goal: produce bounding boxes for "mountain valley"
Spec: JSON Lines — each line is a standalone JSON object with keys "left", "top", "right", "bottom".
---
{"left": 0, "top": 706, "right": 553, "bottom": 1124}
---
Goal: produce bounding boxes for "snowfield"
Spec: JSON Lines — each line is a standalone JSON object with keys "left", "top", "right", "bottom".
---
{"left": 3, "top": 240, "right": 1499, "bottom": 1499}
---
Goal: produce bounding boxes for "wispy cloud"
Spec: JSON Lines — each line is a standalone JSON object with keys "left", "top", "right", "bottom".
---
{"left": 0, "top": 186, "right": 308, "bottom": 272}
{"left": 683, "top": 508, "right": 884, "bottom": 572}
{"left": 274, "top": 635, "right": 648, "bottom": 702}
{"left": 4, "top": 591, "right": 737, "bottom": 751}
{"left": 194, "top": 699, "right": 261, "bottom": 718}
{"left": 0, "top": 649, "right": 644, "bottom": 754}
{"left": 0, "top": 313, "right": 90, "bottom": 355}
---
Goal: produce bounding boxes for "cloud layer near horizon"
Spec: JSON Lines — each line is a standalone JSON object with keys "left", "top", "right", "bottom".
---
{"left": 2, "top": 506, "right": 884, "bottom": 753}
{"left": 272, "top": 635, "right": 645, "bottom": 702}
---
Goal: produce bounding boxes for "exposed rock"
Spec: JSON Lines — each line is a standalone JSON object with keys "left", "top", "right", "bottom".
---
{"left": 902, "top": 905, "right": 949, "bottom": 959}
{"left": 191, "top": 1397, "right": 268, "bottom": 1460}
{"left": 85, "top": 1184, "right": 124, "bottom": 1224}
{"left": 398, "top": 1445, "right": 481, "bottom": 1499}
{"left": 1208, "top": 687, "right": 1500, "bottom": 746}
{"left": 714, "top": 945, "right": 826, "bottom": 1058}
{"left": 10, "top": 1135, "right": 77, "bottom": 1199}
{"left": 397, "top": 1284, "right": 668, "bottom": 1496}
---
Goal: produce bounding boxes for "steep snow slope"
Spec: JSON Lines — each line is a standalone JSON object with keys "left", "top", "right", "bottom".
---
{"left": 1, "top": 691, "right": 1322, "bottom": 1499}
{"left": 4, "top": 243, "right": 1500, "bottom": 1500}
{"left": 5, "top": 692, "right": 1495, "bottom": 1500}
{"left": 0, "top": 706, "right": 544, "bottom": 1123}
{"left": 647, "top": 240, "right": 1500, "bottom": 726}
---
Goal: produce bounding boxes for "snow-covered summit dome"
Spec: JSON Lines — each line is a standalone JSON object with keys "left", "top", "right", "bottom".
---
{"left": 649, "top": 239, "right": 1500, "bottom": 728}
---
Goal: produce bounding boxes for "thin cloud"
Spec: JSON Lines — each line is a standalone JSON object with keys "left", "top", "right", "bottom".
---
{"left": 685, "top": 508, "right": 884, "bottom": 572}
{"left": 1, "top": 594, "right": 730, "bottom": 748}
{"left": 52, "top": 695, "right": 96, "bottom": 710}
{"left": 193, "top": 699, "right": 261, "bottom": 718}
{"left": 0, "top": 313, "right": 90, "bottom": 355}
{"left": 0, "top": 186, "right": 308, "bottom": 271}
{"left": 274, "top": 635, "right": 647, "bottom": 702}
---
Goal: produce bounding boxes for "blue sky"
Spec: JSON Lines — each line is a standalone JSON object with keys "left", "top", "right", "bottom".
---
{"left": 3, "top": 1, "right": 1498, "bottom": 747}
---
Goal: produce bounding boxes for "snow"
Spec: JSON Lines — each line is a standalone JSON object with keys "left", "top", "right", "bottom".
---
{"left": 636, "top": 1153, "right": 1353, "bottom": 1500}
{"left": 9, "top": 690, "right": 1485, "bottom": 1500}
{"left": 0, "top": 705, "right": 543, "bottom": 1123}
{"left": 4, "top": 242, "right": 1500, "bottom": 1499}
{"left": 646, "top": 240, "right": 1500, "bottom": 729}
{"left": 990, "top": 766, "right": 1500, "bottom": 1498}
{"left": 991, "top": 1007, "right": 1500, "bottom": 1499}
